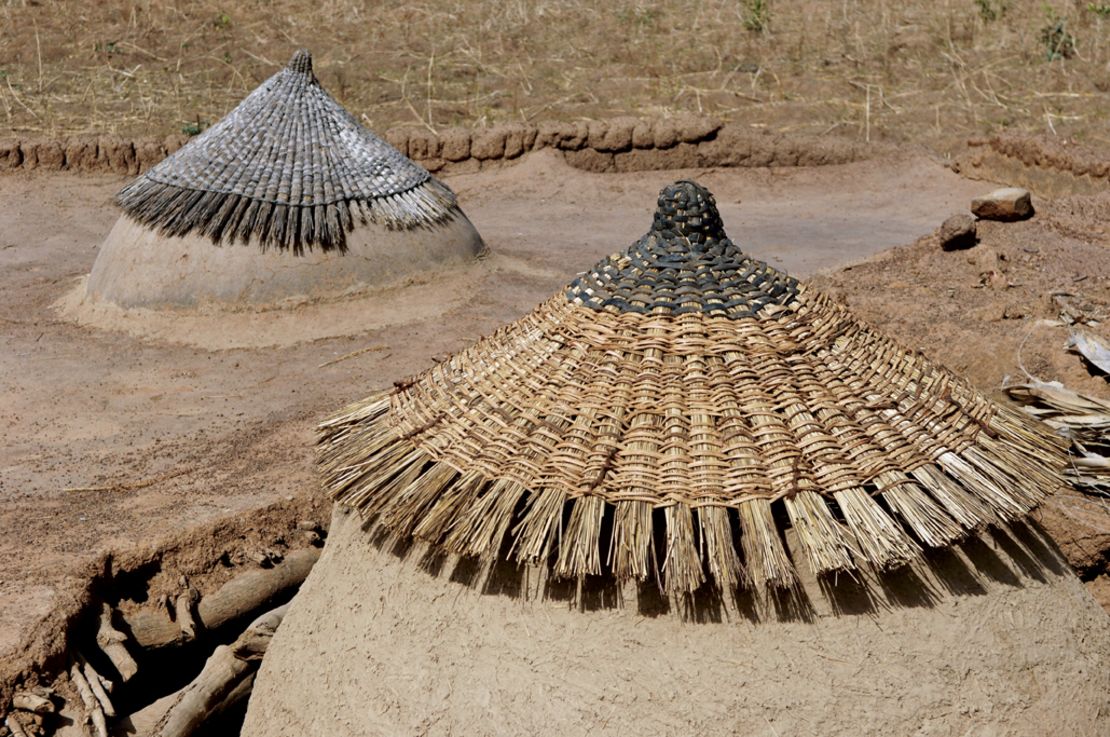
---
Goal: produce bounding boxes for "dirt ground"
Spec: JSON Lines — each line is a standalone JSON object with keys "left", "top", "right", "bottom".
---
{"left": 0, "top": 150, "right": 1001, "bottom": 662}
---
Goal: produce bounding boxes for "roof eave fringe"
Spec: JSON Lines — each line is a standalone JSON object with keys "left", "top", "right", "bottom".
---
{"left": 316, "top": 393, "right": 1066, "bottom": 597}
{"left": 116, "top": 177, "right": 460, "bottom": 254}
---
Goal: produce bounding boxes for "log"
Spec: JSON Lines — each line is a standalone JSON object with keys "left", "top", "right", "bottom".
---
{"left": 175, "top": 581, "right": 200, "bottom": 641}
{"left": 69, "top": 663, "right": 108, "bottom": 737}
{"left": 96, "top": 604, "right": 139, "bottom": 682}
{"left": 80, "top": 659, "right": 115, "bottom": 717}
{"left": 123, "top": 548, "right": 319, "bottom": 649}
{"left": 4, "top": 714, "right": 31, "bottom": 737}
{"left": 10, "top": 692, "right": 52, "bottom": 714}
{"left": 126, "top": 673, "right": 258, "bottom": 736}
{"left": 152, "top": 604, "right": 289, "bottom": 737}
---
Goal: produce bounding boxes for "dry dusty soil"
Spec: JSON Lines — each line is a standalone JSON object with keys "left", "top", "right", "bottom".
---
{"left": 1, "top": 147, "right": 1108, "bottom": 668}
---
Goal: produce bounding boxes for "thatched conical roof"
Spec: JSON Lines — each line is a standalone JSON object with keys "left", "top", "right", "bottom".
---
{"left": 116, "top": 49, "right": 456, "bottom": 253}
{"left": 319, "top": 180, "right": 1066, "bottom": 593}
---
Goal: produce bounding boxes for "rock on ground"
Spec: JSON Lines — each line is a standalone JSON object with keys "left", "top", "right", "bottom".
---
{"left": 972, "top": 187, "right": 1034, "bottom": 221}
{"left": 938, "top": 212, "right": 977, "bottom": 250}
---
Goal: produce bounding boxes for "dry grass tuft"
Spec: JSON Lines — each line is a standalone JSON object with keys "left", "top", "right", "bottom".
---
{"left": 0, "top": 1, "right": 1107, "bottom": 149}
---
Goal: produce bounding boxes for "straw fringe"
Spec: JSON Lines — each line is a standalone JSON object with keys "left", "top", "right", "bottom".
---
{"left": 783, "top": 490, "right": 855, "bottom": 575}
{"left": 737, "top": 498, "right": 796, "bottom": 589}
{"left": 697, "top": 506, "right": 743, "bottom": 590}
{"left": 608, "top": 500, "right": 654, "bottom": 582}
{"left": 834, "top": 488, "right": 919, "bottom": 570}
{"left": 117, "top": 49, "right": 459, "bottom": 253}
{"left": 316, "top": 337, "right": 1067, "bottom": 594}
{"left": 117, "top": 176, "right": 460, "bottom": 254}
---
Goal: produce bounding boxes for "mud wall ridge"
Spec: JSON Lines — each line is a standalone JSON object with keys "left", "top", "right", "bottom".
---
{"left": 0, "top": 115, "right": 874, "bottom": 177}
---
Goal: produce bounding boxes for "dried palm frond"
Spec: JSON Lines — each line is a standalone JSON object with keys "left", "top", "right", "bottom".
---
{"left": 1005, "top": 379, "right": 1110, "bottom": 497}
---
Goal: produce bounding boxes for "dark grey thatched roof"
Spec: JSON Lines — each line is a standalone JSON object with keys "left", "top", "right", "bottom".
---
{"left": 117, "top": 49, "right": 457, "bottom": 253}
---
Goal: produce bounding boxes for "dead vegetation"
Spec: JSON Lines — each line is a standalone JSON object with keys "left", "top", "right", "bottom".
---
{"left": 0, "top": 499, "right": 327, "bottom": 737}
{"left": 0, "top": 1, "right": 1108, "bottom": 150}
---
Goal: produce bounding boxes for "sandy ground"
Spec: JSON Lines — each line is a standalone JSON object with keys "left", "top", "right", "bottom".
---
{"left": 0, "top": 149, "right": 1046, "bottom": 660}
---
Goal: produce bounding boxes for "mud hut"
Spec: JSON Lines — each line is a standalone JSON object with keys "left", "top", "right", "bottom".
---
{"left": 244, "top": 181, "right": 1110, "bottom": 736}
{"left": 85, "top": 49, "right": 484, "bottom": 308}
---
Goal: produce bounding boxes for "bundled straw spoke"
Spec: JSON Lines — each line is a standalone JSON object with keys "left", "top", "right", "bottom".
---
{"left": 878, "top": 475, "right": 963, "bottom": 548}
{"left": 738, "top": 498, "right": 796, "bottom": 589}
{"left": 116, "top": 49, "right": 460, "bottom": 253}
{"left": 609, "top": 500, "right": 655, "bottom": 582}
{"left": 662, "top": 505, "right": 706, "bottom": 596}
{"left": 697, "top": 506, "right": 743, "bottom": 590}
{"left": 511, "top": 488, "right": 567, "bottom": 566}
{"left": 783, "top": 491, "right": 856, "bottom": 575}
{"left": 834, "top": 488, "right": 919, "bottom": 570}
{"left": 555, "top": 497, "right": 607, "bottom": 579}
{"left": 317, "top": 181, "right": 1067, "bottom": 597}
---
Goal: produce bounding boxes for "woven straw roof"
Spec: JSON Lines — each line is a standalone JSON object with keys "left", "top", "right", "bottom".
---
{"left": 319, "top": 180, "right": 1066, "bottom": 594}
{"left": 116, "top": 49, "right": 457, "bottom": 253}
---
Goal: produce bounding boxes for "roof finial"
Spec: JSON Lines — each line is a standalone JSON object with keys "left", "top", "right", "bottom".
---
{"left": 651, "top": 180, "right": 726, "bottom": 247}
{"left": 287, "top": 48, "right": 314, "bottom": 76}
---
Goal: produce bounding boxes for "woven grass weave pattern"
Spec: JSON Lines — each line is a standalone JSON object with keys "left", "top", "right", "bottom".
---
{"left": 117, "top": 49, "right": 458, "bottom": 253}
{"left": 568, "top": 179, "right": 799, "bottom": 316}
{"left": 319, "top": 181, "right": 1066, "bottom": 594}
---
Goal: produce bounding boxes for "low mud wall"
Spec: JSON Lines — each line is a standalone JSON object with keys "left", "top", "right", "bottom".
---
{"left": 0, "top": 116, "right": 874, "bottom": 177}
{"left": 956, "top": 135, "right": 1110, "bottom": 198}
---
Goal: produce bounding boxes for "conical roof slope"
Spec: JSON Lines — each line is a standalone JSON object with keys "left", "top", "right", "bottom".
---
{"left": 319, "top": 180, "right": 1065, "bottom": 594}
{"left": 84, "top": 49, "right": 485, "bottom": 309}
{"left": 117, "top": 49, "right": 458, "bottom": 254}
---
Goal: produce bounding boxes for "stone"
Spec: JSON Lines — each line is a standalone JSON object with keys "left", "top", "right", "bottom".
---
{"left": 938, "top": 212, "right": 977, "bottom": 250}
{"left": 631, "top": 120, "right": 654, "bottom": 149}
{"left": 97, "top": 135, "right": 137, "bottom": 174}
{"left": 136, "top": 140, "right": 167, "bottom": 172}
{"left": 0, "top": 139, "right": 22, "bottom": 169}
{"left": 653, "top": 119, "right": 680, "bottom": 149}
{"left": 595, "top": 117, "right": 635, "bottom": 153}
{"left": 64, "top": 138, "right": 99, "bottom": 170}
{"left": 971, "top": 187, "right": 1034, "bottom": 221}
{"left": 32, "top": 141, "right": 65, "bottom": 169}
{"left": 439, "top": 128, "right": 471, "bottom": 161}
{"left": 553, "top": 121, "right": 589, "bottom": 151}
{"left": 406, "top": 130, "right": 441, "bottom": 161}
{"left": 533, "top": 121, "right": 563, "bottom": 149}
{"left": 470, "top": 126, "right": 507, "bottom": 160}
{"left": 384, "top": 128, "right": 409, "bottom": 157}
{"left": 586, "top": 120, "right": 609, "bottom": 150}
{"left": 673, "top": 113, "right": 723, "bottom": 143}
{"left": 502, "top": 126, "right": 527, "bottom": 159}
{"left": 520, "top": 126, "right": 537, "bottom": 151}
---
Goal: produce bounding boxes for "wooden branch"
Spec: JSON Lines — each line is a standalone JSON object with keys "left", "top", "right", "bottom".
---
{"left": 175, "top": 580, "right": 200, "bottom": 641}
{"left": 69, "top": 662, "right": 108, "bottom": 737}
{"left": 10, "top": 691, "right": 53, "bottom": 714}
{"left": 152, "top": 604, "right": 289, "bottom": 737}
{"left": 4, "top": 714, "right": 32, "bottom": 737}
{"left": 123, "top": 548, "right": 319, "bottom": 649}
{"left": 80, "top": 658, "right": 115, "bottom": 718}
{"left": 96, "top": 603, "right": 139, "bottom": 682}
